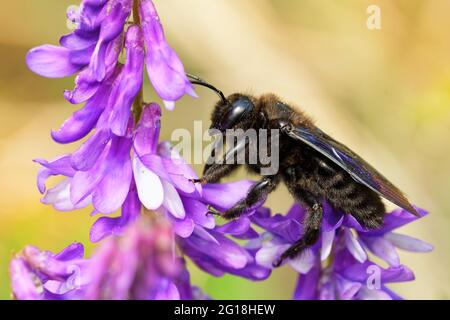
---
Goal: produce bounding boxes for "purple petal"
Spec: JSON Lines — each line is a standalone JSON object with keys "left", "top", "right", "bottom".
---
{"left": 158, "top": 142, "right": 200, "bottom": 194}
{"left": 215, "top": 218, "right": 251, "bottom": 236}
{"left": 356, "top": 287, "right": 393, "bottom": 300}
{"left": 51, "top": 97, "right": 105, "bottom": 144}
{"left": 54, "top": 242, "right": 84, "bottom": 261}
{"left": 36, "top": 168, "right": 52, "bottom": 194}
{"left": 109, "top": 27, "right": 145, "bottom": 136}
{"left": 255, "top": 241, "right": 290, "bottom": 269}
{"left": 202, "top": 180, "right": 255, "bottom": 210}
{"left": 191, "top": 226, "right": 219, "bottom": 245}
{"left": 34, "top": 155, "right": 76, "bottom": 177}
{"left": 89, "top": 182, "right": 141, "bottom": 243}
{"left": 321, "top": 229, "right": 335, "bottom": 261}
{"left": 34, "top": 155, "right": 75, "bottom": 193}
{"left": 26, "top": 45, "right": 81, "bottom": 78}
{"left": 139, "top": 154, "right": 171, "bottom": 181}
{"left": 183, "top": 255, "right": 225, "bottom": 277}
{"left": 343, "top": 228, "right": 367, "bottom": 263}
{"left": 22, "top": 246, "right": 73, "bottom": 279}
{"left": 343, "top": 214, "right": 366, "bottom": 232}
{"left": 60, "top": 32, "right": 97, "bottom": 50}
{"left": 9, "top": 258, "right": 41, "bottom": 300}
{"left": 64, "top": 38, "right": 123, "bottom": 104}
{"left": 318, "top": 280, "right": 336, "bottom": 300}
{"left": 134, "top": 103, "right": 161, "bottom": 156}
{"left": 88, "top": 2, "right": 130, "bottom": 82}
{"left": 183, "top": 230, "right": 249, "bottom": 269}
{"left": 293, "top": 267, "right": 320, "bottom": 300}
{"left": 33, "top": 155, "right": 75, "bottom": 194}
{"left": 222, "top": 260, "right": 271, "bottom": 281}
{"left": 168, "top": 215, "right": 195, "bottom": 238}
{"left": 164, "top": 162, "right": 197, "bottom": 193}
{"left": 285, "top": 204, "right": 306, "bottom": 221}
{"left": 75, "top": 1, "right": 107, "bottom": 32}
{"left": 384, "top": 232, "right": 433, "bottom": 252}
{"left": 154, "top": 282, "right": 180, "bottom": 300}
{"left": 70, "top": 149, "right": 107, "bottom": 205}
{"left": 265, "top": 218, "right": 303, "bottom": 243}
{"left": 182, "top": 197, "right": 215, "bottom": 229}
{"left": 322, "top": 202, "right": 344, "bottom": 231}
{"left": 162, "top": 180, "right": 185, "bottom": 219}
{"left": 139, "top": 0, "right": 196, "bottom": 103}
{"left": 64, "top": 70, "right": 101, "bottom": 105}
{"left": 288, "top": 248, "right": 317, "bottom": 274}
{"left": 233, "top": 228, "right": 260, "bottom": 240}
{"left": 92, "top": 137, "right": 133, "bottom": 213}
{"left": 90, "top": 216, "right": 123, "bottom": 242}
{"left": 68, "top": 45, "right": 95, "bottom": 66}
{"left": 158, "top": 142, "right": 198, "bottom": 179}
{"left": 360, "top": 235, "right": 400, "bottom": 266}
{"left": 163, "top": 100, "right": 176, "bottom": 110}
{"left": 335, "top": 274, "right": 361, "bottom": 300}
{"left": 363, "top": 208, "right": 428, "bottom": 236}
{"left": 338, "top": 256, "right": 415, "bottom": 284}
{"left": 70, "top": 129, "right": 110, "bottom": 171}
{"left": 133, "top": 156, "right": 164, "bottom": 210}
{"left": 41, "top": 178, "right": 91, "bottom": 211}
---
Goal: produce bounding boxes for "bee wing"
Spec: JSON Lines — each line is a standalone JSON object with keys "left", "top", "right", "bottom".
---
{"left": 283, "top": 125, "right": 419, "bottom": 216}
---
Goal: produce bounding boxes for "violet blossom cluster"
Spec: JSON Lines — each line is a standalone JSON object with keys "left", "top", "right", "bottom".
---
{"left": 11, "top": 0, "right": 432, "bottom": 300}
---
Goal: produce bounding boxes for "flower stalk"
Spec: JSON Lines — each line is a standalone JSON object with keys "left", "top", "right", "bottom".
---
{"left": 132, "top": 0, "right": 144, "bottom": 123}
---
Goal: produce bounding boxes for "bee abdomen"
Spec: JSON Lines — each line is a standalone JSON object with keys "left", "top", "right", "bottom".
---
{"left": 322, "top": 170, "right": 386, "bottom": 229}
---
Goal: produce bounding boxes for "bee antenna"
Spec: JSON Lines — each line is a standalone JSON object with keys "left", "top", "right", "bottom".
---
{"left": 187, "top": 73, "right": 228, "bottom": 104}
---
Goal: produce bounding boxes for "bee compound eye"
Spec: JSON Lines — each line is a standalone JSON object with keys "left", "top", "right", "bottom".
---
{"left": 220, "top": 97, "right": 254, "bottom": 130}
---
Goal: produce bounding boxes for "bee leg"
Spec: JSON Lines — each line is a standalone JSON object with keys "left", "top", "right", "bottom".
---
{"left": 221, "top": 175, "right": 280, "bottom": 220}
{"left": 199, "top": 162, "right": 239, "bottom": 184}
{"left": 198, "top": 135, "right": 248, "bottom": 183}
{"left": 273, "top": 195, "right": 323, "bottom": 267}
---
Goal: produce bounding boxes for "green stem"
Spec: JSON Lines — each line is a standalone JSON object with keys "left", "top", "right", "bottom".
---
{"left": 131, "top": 0, "right": 144, "bottom": 123}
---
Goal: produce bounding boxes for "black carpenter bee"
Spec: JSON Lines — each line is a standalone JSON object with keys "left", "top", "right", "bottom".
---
{"left": 187, "top": 74, "right": 419, "bottom": 266}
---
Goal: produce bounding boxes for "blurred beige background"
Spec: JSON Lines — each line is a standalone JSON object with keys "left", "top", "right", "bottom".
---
{"left": 1, "top": 0, "right": 449, "bottom": 299}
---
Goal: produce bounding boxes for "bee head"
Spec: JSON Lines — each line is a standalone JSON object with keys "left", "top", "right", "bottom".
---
{"left": 210, "top": 94, "right": 256, "bottom": 132}
{"left": 186, "top": 74, "right": 257, "bottom": 134}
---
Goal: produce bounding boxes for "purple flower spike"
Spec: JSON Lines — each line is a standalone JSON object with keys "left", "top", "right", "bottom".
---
{"left": 139, "top": 0, "right": 196, "bottom": 108}
{"left": 86, "top": 216, "right": 181, "bottom": 300}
